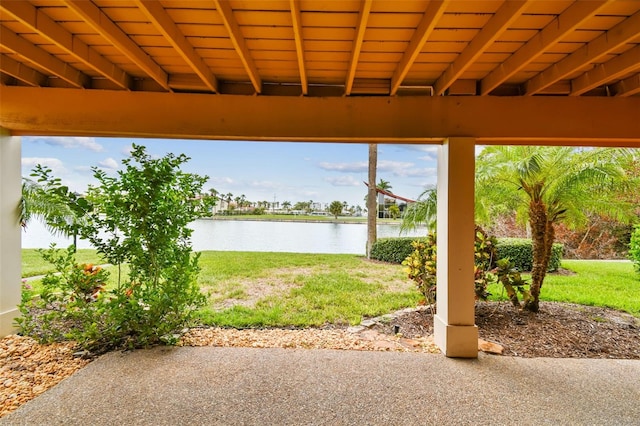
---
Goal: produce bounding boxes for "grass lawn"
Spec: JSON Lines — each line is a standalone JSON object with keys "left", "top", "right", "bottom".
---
{"left": 21, "top": 250, "right": 640, "bottom": 327}
{"left": 22, "top": 248, "right": 107, "bottom": 278}
{"left": 488, "top": 260, "right": 640, "bottom": 317}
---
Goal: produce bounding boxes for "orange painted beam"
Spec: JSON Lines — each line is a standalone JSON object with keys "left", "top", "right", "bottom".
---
{"left": 1, "top": 86, "right": 639, "bottom": 146}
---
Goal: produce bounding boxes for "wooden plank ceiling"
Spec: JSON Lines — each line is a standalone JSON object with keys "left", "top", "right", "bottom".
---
{"left": 1, "top": 0, "right": 639, "bottom": 98}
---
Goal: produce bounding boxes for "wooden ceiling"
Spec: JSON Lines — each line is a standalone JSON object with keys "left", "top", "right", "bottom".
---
{"left": 1, "top": 0, "right": 639, "bottom": 98}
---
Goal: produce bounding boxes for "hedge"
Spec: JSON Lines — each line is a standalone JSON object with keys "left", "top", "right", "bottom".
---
{"left": 369, "top": 237, "right": 427, "bottom": 264}
{"left": 370, "top": 236, "right": 563, "bottom": 272}
{"left": 497, "top": 238, "right": 563, "bottom": 272}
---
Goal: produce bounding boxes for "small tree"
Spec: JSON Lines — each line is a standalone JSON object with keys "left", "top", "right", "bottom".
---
{"left": 388, "top": 204, "right": 400, "bottom": 219}
{"left": 19, "top": 145, "right": 212, "bottom": 352}
{"left": 328, "top": 200, "right": 343, "bottom": 219}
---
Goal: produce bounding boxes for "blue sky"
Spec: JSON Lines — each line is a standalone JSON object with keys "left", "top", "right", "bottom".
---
{"left": 21, "top": 136, "right": 440, "bottom": 209}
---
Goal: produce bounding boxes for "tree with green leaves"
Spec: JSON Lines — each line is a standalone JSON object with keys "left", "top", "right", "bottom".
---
{"left": 388, "top": 204, "right": 400, "bottom": 219}
{"left": 476, "top": 146, "right": 637, "bottom": 312}
{"left": 328, "top": 200, "right": 344, "bottom": 219}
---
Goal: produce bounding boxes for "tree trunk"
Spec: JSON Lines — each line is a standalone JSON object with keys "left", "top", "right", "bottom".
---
{"left": 366, "top": 144, "right": 378, "bottom": 258}
{"left": 525, "top": 200, "right": 548, "bottom": 312}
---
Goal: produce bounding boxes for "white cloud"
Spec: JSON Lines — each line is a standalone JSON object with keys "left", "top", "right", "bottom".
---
{"left": 98, "top": 157, "right": 119, "bottom": 170}
{"left": 22, "top": 157, "right": 67, "bottom": 174}
{"left": 29, "top": 136, "right": 104, "bottom": 152}
{"left": 248, "top": 180, "right": 279, "bottom": 190}
{"left": 318, "top": 161, "right": 368, "bottom": 173}
{"left": 324, "top": 175, "right": 361, "bottom": 187}
{"left": 121, "top": 144, "right": 134, "bottom": 156}
{"left": 209, "top": 176, "right": 235, "bottom": 185}
{"left": 378, "top": 160, "right": 416, "bottom": 175}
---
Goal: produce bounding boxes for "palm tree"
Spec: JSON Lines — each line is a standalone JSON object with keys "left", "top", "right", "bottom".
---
{"left": 400, "top": 187, "right": 437, "bottom": 234}
{"left": 366, "top": 144, "right": 377, "bottom": 258}
{"left": 282, "top": 201, "right": 291, "bottom": 212}
{"left": 377, "top": 179, "right": 392, "bottom": 191}
{"left": 21, "top": 174, "right": 91, "bottom": 250}
{"left": 476, "top": 146, "right": 636, "bottom": 312}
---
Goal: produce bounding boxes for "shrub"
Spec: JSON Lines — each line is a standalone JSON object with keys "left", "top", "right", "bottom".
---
{"left": 496, "top": 238, "right": 563, "bottom": 272}
{"left": 369, "top": 237, "right": 426, "bottom": 264}
{"left": 629, "top": 225, "right": 640, "bottom": 273}
{"left": 18, "top": 145, "right": 211, "bottom": 353}
{"left": 401, "top": 226, "right": 503, "bottom": 303}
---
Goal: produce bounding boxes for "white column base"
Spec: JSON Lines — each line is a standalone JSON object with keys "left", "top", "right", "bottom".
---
{"left": 0, "top": 128, "right": 21, "bottom": 337}
{"left": 434, "top": 314, "right": 478, "bottom": 358}
{"left": 0, "top": 308, "right": 20, "bottom": 337}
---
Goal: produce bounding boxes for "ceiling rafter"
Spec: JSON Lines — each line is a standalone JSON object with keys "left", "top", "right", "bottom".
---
{"left": 213, "top": 0, "right": 262, "bottom": 94}
{"left": 0, "top": 53, "right": 47, "bottom": 86}
{"left": 345, "top": 0, "right": 373, "bottom": 96}
{"left": 390, "top": 0, "right": 448, "bottom": 96}
{"left": 526, "top": 10, "right": 640, "bottom": 95}
{"left": 289, "top": 0, "right": 307, "bottom": 95}
{"left": 0, "top": 0, "right": 132, "bottom": 90}
{"left": 134, "top": 0, "right": 218, "bottom": 93}
{"left": 480, "top": 0, "right": 610, "bottom": 95}
{"left": 611, "top": 73, "right": 640, "bottom": 97}
{"left": 0, "top": 26, "right": 89, "bottom": 88}
{"left": 434, "top": 0, "right": 528, "bottom": 96}
{"left": 63, "top": 0, "right": 170, "bottom": 91}
{"left": 570, "top": 44, "right": 640, "bottom": 96}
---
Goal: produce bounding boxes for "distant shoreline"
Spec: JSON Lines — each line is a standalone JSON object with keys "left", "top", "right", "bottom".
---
{"left": 202, "top": 216, "right": 400, "bottom": 225}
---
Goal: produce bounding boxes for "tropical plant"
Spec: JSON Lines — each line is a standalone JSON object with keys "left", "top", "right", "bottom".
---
{"left": 328, "top": 200, "right": 344, "bottom": 219}
{"left": 22, "top": 165, "right": 92, "bottom": 249}
{"left": 388, "top": 204, "right": 400, "bottom": 219}
{"left": 476, "top": 146, "right": 637, "bottom": 312}
{"left": 400, "top": 187, "right": 436, "bottom": 234}
{"left": 377, "top": 179, "right": 392, "bottom": 191}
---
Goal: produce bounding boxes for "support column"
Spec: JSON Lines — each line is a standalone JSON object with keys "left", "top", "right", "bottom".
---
{"left": 0, "top": 128, "right": 21, "bottom": 337}
{"left": 433, "top": 137, "right": 478, "bottom": 358}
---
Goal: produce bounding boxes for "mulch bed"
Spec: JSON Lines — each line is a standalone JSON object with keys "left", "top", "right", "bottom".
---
{"left": 371, "top": 301, "right": 640, "bottom": 359}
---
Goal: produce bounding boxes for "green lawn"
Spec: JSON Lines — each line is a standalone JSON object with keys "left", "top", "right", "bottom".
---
{"left": 21, "top": 250, "right": 640, "bottom": 328}
{"left": 22, "top": 248, "right": 107, "bottom": 278}
{"left": 488, "top": 260, "right": 640, "bottom": 316}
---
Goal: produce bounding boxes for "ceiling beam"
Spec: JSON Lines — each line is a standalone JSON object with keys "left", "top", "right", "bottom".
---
{"left": 611, "top": 73, "right": 640, "bottom": 97}
{"left": 0, "top": 54, "right": 47, "bottom": 86}
{"left": 63, "top": 0, "right": 170, "bottom": 91}
{"left": 213, "top": 0, "right": 262, "bottom": 94}
{"left": 526, "top": 10, "right": 640, "bottom": 95}
{"left": 434, "top": 0, "right": 528, "bottom": 96}
{"left": 390, "top": 0, "right": 448, "bottom": 95}
{"left": 480, "top": 0, "right": 610, "bottom": 95}
{"left": 134, "top": 0, "right": 218, "bottom": 93}
{"left": 289, "top": 0, "right": 307, "bottom": 95}
{"left": 0, "top": 26, "right": 89, "bottom": 88}
{"left": 345, "top": 0, "right": 373, "bottom": 96}
{"left": 0, "top": 0, "right": 132, "bottom": 90}
{"left": 570, "top": 44, "right": 640, "bottom": 96}
{"left": 2, "top": 86, "right": 639, "bottom": 145}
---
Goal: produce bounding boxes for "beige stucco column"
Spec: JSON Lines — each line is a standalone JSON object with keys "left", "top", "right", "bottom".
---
{"left": 0, "top": 128, "right": 21, "bottom": 337}
{"left": 433, "top": 137, "right": 478, "bottom": 358}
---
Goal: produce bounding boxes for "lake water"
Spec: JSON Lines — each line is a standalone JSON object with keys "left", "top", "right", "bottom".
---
{"left": 21, "top": 219, "right": 427, "bottom": 255}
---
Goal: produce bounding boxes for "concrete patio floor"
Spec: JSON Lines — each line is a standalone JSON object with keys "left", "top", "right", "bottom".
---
{"left": 2, "top": 347, "right": 639, "bottom": 425}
